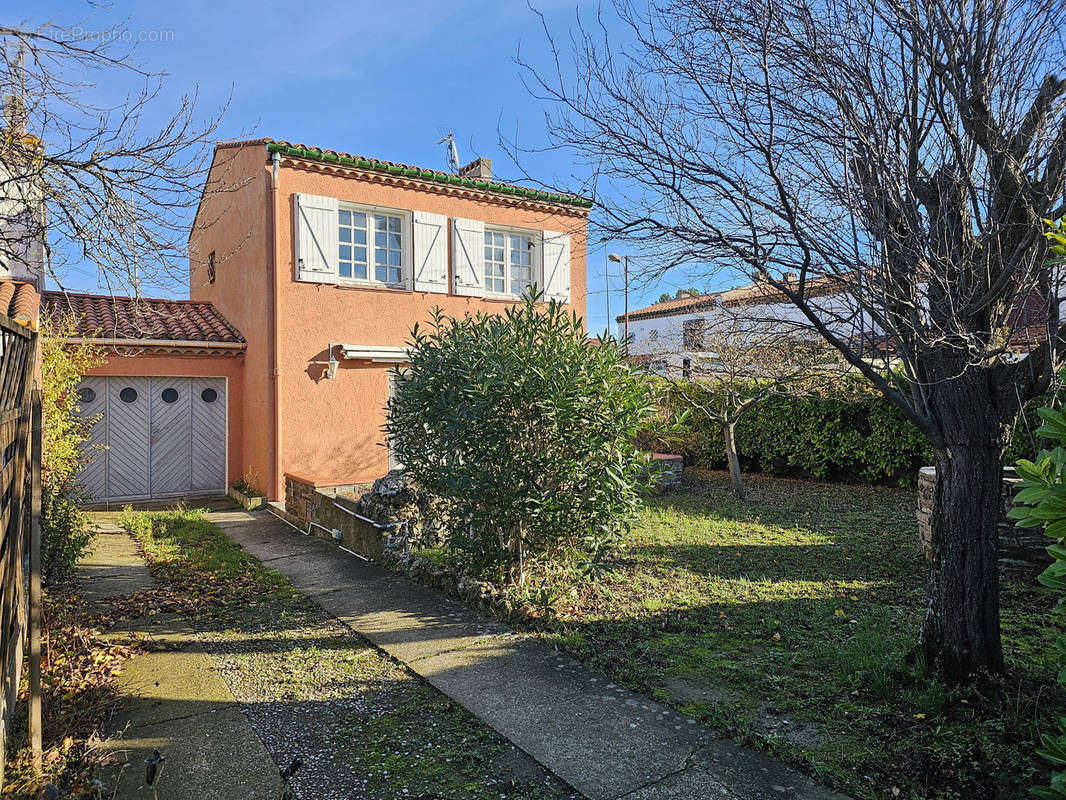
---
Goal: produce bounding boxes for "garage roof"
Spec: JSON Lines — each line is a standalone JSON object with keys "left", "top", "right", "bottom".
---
{"left": 41, "top": 292, "right": 245, "bottom": 345}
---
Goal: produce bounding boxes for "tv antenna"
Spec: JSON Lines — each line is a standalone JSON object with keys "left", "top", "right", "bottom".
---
{"left": 437, "top": 131, "right": 460, "bottom": 173}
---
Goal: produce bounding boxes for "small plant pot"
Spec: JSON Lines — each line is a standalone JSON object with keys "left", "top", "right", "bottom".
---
{"left": 230, "top": 487, "right": 265, "bottom": 510}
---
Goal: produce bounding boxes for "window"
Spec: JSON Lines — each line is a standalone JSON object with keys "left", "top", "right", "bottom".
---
{"left": 648, "top": 329, "right": 659, "bottom": 341}
{"left": 207, "top": 251, "right": 216, "bottom": 284}
{"left": 484, "top": 229, "right": 534, "bottom": 296}
{"left": 119, "top": 387, "right": 138, "bottom": 403}
{"left": 682, "top": 318, "right": 707, "bottom": 350}
{"left": 339, "top": 207, "right": 405, "bottom": 285}
{"left": 78, "top": 387, "right": 96, "bottom": 404}
{"left": 201, "top": 387, "right": 218, "bottom": 403}
{"left": 161, "top": 388, "right": 179, "bottom": 404}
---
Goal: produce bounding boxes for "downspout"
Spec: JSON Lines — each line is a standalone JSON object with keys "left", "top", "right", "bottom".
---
{"left": 269, "top": 149, "right": 284, "bottom": 501}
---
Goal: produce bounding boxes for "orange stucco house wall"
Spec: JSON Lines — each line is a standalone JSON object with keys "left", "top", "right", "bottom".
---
{"left": 189, "top": 139, "right": 591, "bottom": 500}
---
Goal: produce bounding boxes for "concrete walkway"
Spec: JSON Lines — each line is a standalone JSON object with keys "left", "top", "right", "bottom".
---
{"left": 212, "top": 508, "right": 847, "bottom": 800}
{"left": 79, "top": 520, "right": 285, "bottom": 799}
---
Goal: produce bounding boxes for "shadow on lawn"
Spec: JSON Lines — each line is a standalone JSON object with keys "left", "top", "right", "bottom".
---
{"left": 536, "top": 589, "right": 1060, "bottom": 800}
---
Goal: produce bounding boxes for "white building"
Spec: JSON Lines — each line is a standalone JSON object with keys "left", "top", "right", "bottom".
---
{"left": 618, "top": 277, "right": 877, "bottom": 377}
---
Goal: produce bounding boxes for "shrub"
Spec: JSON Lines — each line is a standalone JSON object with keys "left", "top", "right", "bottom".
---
{"left": 40, "top": 477, "right": 93, "bottom": 582}
{"left": 652, "top": 375, "right": 1066, "bottom": 485}
{"left": 39, "top": 314, "right": 104, "bottom": 580}
{"left": 387, "top": 294, "right": 666, "bottom": 585}
{"left": 649, "top": 376, "right": 931, "bottom": 483}
{"left": 1009, "top": 391, "right": 1066, "bottom": 799}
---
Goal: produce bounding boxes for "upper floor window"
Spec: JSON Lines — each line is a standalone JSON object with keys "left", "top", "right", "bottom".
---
{"left": 338, "top": 206, "right": 405, "bottom": 285}
{"left": 484, "top": 228, "right": 534, "bottom": 296}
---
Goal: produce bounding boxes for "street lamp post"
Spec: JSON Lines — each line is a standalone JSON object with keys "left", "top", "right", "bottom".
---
{"left": 608, "top": 253, "right": 629, "bottom": 352}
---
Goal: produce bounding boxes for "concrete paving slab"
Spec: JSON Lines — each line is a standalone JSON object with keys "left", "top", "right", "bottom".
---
{"left": 112, "top": 644, "right": 237, "bottom": 729}
{"left": 412, "top": 635, "right": 710, "bottom": 800}
{"left": 77, "top": 532, "right": 153, "bottom": 608}
{"left": 104, "top": 706, "right": 282, "bottom": 800}
{"left": 617, "top": 767, "right": 734, "bottom": 799}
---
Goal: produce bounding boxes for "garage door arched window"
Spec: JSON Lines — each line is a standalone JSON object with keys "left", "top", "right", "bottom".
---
{"left": 200, "top": 387, "right": 218, "bottom": 403}
{"left": 119, "top": 387, "right": 138, "bottom": 404}
{"left": 161, "top": 388, "right": 179, "bottom": 404}
{"left": 78, "top": 387, "right": 96, "bottom": 404}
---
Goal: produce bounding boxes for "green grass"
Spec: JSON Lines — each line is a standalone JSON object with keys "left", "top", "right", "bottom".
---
{"left": 522, "top": 473, "right": 1063, "bottom": 800}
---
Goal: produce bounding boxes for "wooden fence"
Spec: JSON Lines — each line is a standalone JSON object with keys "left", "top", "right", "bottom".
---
{"left": 0, "top": 312, "right": 39, "bottom": 788}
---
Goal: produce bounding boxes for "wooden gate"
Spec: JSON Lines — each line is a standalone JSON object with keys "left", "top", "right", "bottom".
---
{"left": 0, "top": 313, "right": 38, "bottom": 788}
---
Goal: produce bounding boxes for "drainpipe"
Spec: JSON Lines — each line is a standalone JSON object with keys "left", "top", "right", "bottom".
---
{"left": 269, "top": 149, "right": 284, "bottom": 501}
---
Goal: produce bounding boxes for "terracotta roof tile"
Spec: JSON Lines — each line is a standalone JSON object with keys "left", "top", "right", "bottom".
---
{"left": 215, "top": 138, "right": 593, "bottom": 209}
{"left": 619, "top": 276, "right": 841, "bottom": 323}
{"left": 0, "top": 280, "right": 39, "bottom": 328}
{"left": 40, "top": 292, "right": 244, "bottom": 344}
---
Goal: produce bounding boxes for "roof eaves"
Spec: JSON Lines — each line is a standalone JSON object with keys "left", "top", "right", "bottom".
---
{"left": 267, "top": 142, "right": 594, "bottom": 210}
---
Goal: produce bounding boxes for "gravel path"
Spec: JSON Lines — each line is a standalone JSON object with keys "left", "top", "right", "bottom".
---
{"left": 199, "top": 600, "right": 580, "bottom": 800}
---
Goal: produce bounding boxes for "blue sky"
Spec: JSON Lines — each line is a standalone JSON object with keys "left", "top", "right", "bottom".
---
{"left": 24, "top": 0, "right": 717, "bottom": 334}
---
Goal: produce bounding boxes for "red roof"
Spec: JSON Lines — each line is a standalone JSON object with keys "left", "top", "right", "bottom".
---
{"left": 619, "top": 276, "right": 840, "bottom": 323}
{"left": 41, "top": 292, "right": 244, "bottom": 344}
{"left": 0, "top": 281, "right": 39, "bottom": 328}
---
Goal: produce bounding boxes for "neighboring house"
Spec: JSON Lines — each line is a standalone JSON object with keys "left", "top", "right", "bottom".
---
{"left": 619, "top": 276, "right": 859, "bottom": 377}
{"left": 0, "top": 100, "right": 46, "bottom": 291}
{"left": 622, "top": 271, "right": 1059, "bottom": 379}
{"left": 47, "top": 138, "right": 590, "bottom": 503}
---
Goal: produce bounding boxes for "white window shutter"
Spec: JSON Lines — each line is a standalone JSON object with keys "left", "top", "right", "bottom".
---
{"left": 294, "top": 193, "right": 339, "bottom": 283}
{"left": 541, "top": 231, "right": 571, "bottom": 303}
{"left": 413, "top": 211, "right": 448, "bottom": 293}
{"left": 452, "top": 217, "right": 485, "bottom": 297}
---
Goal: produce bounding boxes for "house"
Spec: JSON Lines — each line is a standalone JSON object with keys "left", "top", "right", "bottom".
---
{"left": 48, "top": 138, "right": 591, "bottom": 503}
{"left": 618, "top": 275, "right": 860, "bottom": 378}
{"left": 622, "top": 270, "right": 1059, "bottom": 379}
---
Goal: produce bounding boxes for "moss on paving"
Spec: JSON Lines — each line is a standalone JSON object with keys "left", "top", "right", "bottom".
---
{"left": 514, "top": 474, "right": 1063, "bottom": 800}
{"left": 122, "top": 508, "right": 577, "bottom": 800}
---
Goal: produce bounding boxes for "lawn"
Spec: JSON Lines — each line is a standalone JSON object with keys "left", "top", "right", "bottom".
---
{"left": 520, "top": 472, "right": 1062, "bottom": 799}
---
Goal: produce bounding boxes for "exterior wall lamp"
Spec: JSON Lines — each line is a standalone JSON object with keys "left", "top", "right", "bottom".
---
{"left": 326, "top": 343, "right": 339, "bottom": 380}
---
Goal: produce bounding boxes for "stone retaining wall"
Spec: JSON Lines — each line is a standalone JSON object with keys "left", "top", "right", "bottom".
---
{"left": 283, "top": 473, "right": 389, "bottom": 560}
{"left": 917, "top": 466, "right": 1052, "bottom": 578}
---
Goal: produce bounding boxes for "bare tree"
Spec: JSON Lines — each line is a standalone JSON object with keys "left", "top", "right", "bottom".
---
{"left": 653, "top": 304, "right": 845, "bottom": 500}
{"left": 0, "top": 16, "right": 231, "bottom": 297}
{"left": 523, "top": 0, "right": 1066, "bottom": 680}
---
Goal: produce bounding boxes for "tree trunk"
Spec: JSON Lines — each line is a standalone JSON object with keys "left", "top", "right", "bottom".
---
{"left": 722, "top": 421, "right": 746, "bottom": 500}
{"left": 918, "top": 440, "right": 1005, "bottom": 681}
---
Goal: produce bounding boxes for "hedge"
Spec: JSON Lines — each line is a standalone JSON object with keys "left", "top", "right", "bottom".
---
{"left": 649, "top": 378, "right": 1058, "bottom": 486}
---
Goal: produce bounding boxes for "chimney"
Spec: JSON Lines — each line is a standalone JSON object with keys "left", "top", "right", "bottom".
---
{"left": 458, "top": 157, "right": 492, "bottom": 181}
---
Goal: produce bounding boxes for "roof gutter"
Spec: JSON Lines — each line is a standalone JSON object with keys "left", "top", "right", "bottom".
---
{"left": 266, "top": 143, "right": 594, "bottom": 210}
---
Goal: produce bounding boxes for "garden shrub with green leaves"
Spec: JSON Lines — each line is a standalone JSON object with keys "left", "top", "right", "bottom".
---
{"left": 387, "top": 293, "right": 668, "bottom": 586}
{"left": 654, "top": 374, "right": 1060, "bottom": 485}
{"left": 39, "top": 315, "right": 103, "bottom": 580}
{"left": 648, "top": 376, "right": 931, "bottom": 483}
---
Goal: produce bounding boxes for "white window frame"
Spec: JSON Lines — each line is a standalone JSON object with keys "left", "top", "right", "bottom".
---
{"left": 337, "top": 201, "right": 412, "bottom": 290}
{"left": 483, "top": 225, "right": 540, "bottom": 299}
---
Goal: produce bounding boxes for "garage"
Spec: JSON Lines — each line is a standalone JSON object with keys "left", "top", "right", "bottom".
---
{"left": 76, "top": 376, "right": 228, "bottom": 503}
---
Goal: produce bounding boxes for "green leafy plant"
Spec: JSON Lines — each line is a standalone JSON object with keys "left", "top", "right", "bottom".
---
{"left": 39, "top": 314, "right": 104, "bottom": 581}
{"left": 232, "top": 466, "right": 263, "bottom": 497}
{"left": 387, "top": 291, "right": 672, "bottom": 585}
{"left": 1010, "top": 381, "right": 1066, "bottom": 799}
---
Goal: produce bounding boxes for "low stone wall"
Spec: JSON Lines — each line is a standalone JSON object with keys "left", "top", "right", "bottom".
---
{"left": 647, "top": 453, "right": 683, "bottom": 492}
{"left": 917, "top": 466, "right": 1052, "bottom": 578}
{"left": 282, "top": 473, "right": 389, "bottom": 560}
